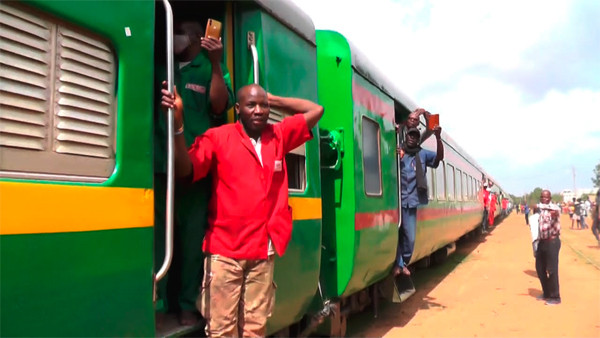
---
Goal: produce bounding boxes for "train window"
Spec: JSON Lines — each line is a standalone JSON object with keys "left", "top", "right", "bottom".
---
{"left": 0, "top": 2, "right": 117, "bottom": 182}
{"left": 361, "top": 116, "right": 382, "bottom": 196}
{"left": 427, "top": 169, "right": 434, "bottom": 200}
{"left": 469, "top": 176, "right": 474, "bottom": 200}
{"left": 463, "top": 172, "right": 468, "bottom": 200}
{"left": 446, "top": 163, "right": 455, "bottom": 200}
{"left": 269, "top": 109, "right": 306, "bottom": 191}
{"left": 436, "top": 160, "right": 446, "bottom": 200}
{"left": 455, "top": 168, "right": 462, "bottom": 201}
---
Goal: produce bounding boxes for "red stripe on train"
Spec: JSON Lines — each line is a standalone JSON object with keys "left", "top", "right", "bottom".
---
{"left": 417, "top": 205, "right": 483, "bottom": 221}
{"left": 355, "top": 209, "right": 399, "bottom": 231}
{"left": 354, "top": 205, "right": 483, "bottom": 230}
{"left": 352, "top": 81, "right": 395, "bottom": 122}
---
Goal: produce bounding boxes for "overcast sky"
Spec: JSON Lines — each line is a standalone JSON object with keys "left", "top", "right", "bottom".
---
{"left": 291, "top": 0, "right": 600, "bottom": 196}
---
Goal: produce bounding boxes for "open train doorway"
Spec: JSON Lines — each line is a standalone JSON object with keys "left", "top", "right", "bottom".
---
{"left": 153, "top": 1, "right": 233, "bottom": 336}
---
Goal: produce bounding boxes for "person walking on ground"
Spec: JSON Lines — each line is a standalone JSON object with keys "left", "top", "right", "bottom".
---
{"left": 501, "top": 197, "right": 508, "bottom": 217}
{"left": 574, "top": 199, "right": 583, "bottom": 229}
{"left": 161, "top": 83, "right": 324, "bottom": 337}
{"left": 580, "top": 198, "right": 589, "bottom": 229}
{"left": 394, "top": 121, "right": 444, "bottom": 276}
{"left": 524, "top": 204, "right": 530, "bottom": 226}
{"left": 535, "top": 190, "right": 562, "bottom": 305}
{"left": 154, "top": 19, "right": 234, "bottom": 326}
{"left": 569, "top": 198, "right": 576, "bottom": 228}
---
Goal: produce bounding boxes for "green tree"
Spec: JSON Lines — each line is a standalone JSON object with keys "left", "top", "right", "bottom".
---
{"left": 528, "top": 187, "right": 543, "bottom": 205}
{"left": 551, "top": 193, "right": 563, "bottom": 203}
{"left": 592, "top": 162, "right": 600, "bottom": 188}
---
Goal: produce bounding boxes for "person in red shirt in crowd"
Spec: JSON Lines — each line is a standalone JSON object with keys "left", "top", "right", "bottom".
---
{"left": 480, "top": 180, "right": 492, "bottom": 234}
{"left": 161, "top": 83, "right": 324, "bottom": 337}
{"left": 501, "top": 197, "right": 508, "bottom": 217}
{"left": 488, "top": 192, "right": 497, "bottom": 227}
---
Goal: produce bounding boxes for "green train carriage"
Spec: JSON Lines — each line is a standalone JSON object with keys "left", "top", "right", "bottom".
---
{"left": 312, "top": 29, "right": 510, "bottom": 333}
{"left": 0, "top": 0, "right": 509, "bottom": 336}
{"left": 0, "top": 0, "right": 323, "bottom": 336}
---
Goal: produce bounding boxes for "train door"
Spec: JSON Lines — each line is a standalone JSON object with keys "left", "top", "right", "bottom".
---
{"left": 394, "top": 102, "right": 410, "bottom": 234}
{"left": 152, "top": 1, "right": 234, "bottom": 336}
{"left": 231, "top": 2, "right": 323, "bottom": 334}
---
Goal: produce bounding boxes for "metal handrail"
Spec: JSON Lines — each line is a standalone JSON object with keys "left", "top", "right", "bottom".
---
{"left": 248, "top": 31, "right": 259, "bottom": 84}
{"left": 155, "top": 0, "right": 175, "bottom": 285}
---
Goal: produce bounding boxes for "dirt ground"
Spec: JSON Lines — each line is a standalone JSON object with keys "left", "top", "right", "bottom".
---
{"left": 347, "top": 213, "right": 600, "bottom": 337}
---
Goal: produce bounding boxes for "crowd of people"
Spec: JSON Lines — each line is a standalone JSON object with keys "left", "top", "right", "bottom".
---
{"left": 517, "top": 193, "right": 599, "bottom": 243}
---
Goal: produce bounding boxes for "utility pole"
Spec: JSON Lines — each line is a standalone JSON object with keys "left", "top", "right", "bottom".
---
{"left": 572, "top": 166, "right": 576, "bottom": 198}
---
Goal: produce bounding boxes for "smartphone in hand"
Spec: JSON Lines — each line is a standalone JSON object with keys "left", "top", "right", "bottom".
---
{"left": 205, "top": 19, "right": 222, "bottom": 40}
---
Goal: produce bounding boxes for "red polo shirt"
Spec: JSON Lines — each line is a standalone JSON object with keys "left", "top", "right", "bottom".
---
{"left": 482, "top": 189, "right": 490, "bottom": 207}
{"left": 188, "top": 114, "right": 312, "bottom": 259}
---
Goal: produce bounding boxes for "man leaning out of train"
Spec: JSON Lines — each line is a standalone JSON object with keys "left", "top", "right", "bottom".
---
{"left": 161, "top": 82, "right": 324, "bottom": 337}
{"left": 395, "top": 112, "right": 444, "bottom": 276}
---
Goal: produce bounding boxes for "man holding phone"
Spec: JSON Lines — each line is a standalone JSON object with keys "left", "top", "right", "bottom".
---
{"left": 154, "top": 18, "right": 234, "bottom": 326}
{"left": 535, "top": 190, "right": 562, "bottom": 305}
{"left": 395, "top": 119, "right": 444, "bottom": 276}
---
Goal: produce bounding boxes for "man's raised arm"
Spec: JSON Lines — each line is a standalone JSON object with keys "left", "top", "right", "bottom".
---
{"left": 267, "top": 94, "right": 324, "bottom": 129}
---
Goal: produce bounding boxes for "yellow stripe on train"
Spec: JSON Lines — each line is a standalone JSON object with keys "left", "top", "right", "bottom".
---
{"left": 0, "top": 182, "right": 153, "bottom": 235}
{"left": 289, "top": 197, "right": 322, "bottom": 221}
{"left": 0, "top": 182, "right": 321, "bottom": 235}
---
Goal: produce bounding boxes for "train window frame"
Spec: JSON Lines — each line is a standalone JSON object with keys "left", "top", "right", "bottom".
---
{"left": 455, "top": 168, "right": 462, "bottom": 201}
{"left": 446, "top": 163, "right": 455, "bottom": 201}
{"left": 268, "top": 109, "right": 306, "bottom": 192}
{"left": 0, "top": 2, "right": 117, "bottom": 182}
{"left": 468, "top": 175, "right": 474, "bottom": 200}
{"left": 463, "top": 172, "right": 468, "bottom": 201}
{"left": 427, "top": 168, "right": 434, "bottom": 200}
{"left": 361, "top": 115, "right": 382, "bottom": 197}
{"left": 436, "top": 160, "right": 446, "bottom": 200}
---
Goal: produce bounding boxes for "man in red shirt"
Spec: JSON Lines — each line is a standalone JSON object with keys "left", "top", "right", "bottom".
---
{"left": 161, "top": 83, "right": 323, "bottom": 337}
{"left": 480, "top": 181, "right": 492, "bottom": 234}
{"left": 488, "top": 192, "right": 497, "bottom": 226}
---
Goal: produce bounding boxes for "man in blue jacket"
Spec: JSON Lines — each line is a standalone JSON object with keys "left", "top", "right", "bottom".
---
{"left": 395, "top": 125, "right": 444, "bottom": 276}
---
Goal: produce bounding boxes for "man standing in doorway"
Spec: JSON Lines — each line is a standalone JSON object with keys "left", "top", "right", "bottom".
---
{"left": 161, "top": 83, "right": 324, "bottom": 336}
{"left": 154, "top": 19, "right": 234, "bottom": 326}
{"left": 481, "top": 181, "right": 492, "bottom": 234}
{"left": 394, "top": 124, "right": 444, "bottom": 276}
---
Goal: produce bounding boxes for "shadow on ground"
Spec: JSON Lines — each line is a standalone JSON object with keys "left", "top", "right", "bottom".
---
{"left": 345, "top": 219, "right": 508, "bottom": 337}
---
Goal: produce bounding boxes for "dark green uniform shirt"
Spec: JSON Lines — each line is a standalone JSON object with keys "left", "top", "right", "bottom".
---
{"left": 154, "top": 52, "right": 234, "bottom": 173}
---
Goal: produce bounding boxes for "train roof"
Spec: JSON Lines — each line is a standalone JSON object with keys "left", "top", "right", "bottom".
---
{"left": 255, "top": 0, "right": 316, "bottom": 45}
{"left": 347, "top": 40, "right": 417, "bottom": 112}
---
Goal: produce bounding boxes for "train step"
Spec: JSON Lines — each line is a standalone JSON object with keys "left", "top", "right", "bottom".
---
{"left": 155, "top": 313, "right": 204, "bottom": 337}
{"left": 392, "top": 274, "right": 416, "bottom": 303}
